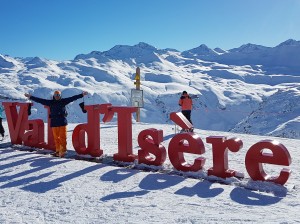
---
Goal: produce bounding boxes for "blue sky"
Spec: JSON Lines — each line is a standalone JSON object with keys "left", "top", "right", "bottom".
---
{"left": 1, "top": 0, "right": 300, "bottom": 60}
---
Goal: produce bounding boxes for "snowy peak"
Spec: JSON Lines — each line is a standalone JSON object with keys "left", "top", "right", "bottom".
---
{"left": 104, "top": 42, "right": 158, "bottom": 58}
{"left": 229, "top": 43, "right": 269, "bottom": 53}
{"left": 75, "top": 42, "right": 163, "bottom": 64}
{"left": 182, "top": 44, "right": 219, "bottom": 57}
{"left": 177, "top": 40, "right": 300, "bottom": 74}
{"left": 276, "top": 39, "right": 300, "bottom": 47}
{"left": 0, "top": 54, "right": 15, "bottom": 69}
{"left": 134, "top": 42, "right": 157, "bottom": 51}
{"left": 24, "top": 56, "right": 49, "bottom": 69}
{"left": 73, "top": 39, "right": 300, "bottom": 71}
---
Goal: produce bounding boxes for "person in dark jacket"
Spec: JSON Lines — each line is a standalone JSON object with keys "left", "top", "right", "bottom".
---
{"left": 24, "top": 90, "right": 88, "bottom": 157}
{"left": 0, "top": 104, "right": 5, "bottom": 139}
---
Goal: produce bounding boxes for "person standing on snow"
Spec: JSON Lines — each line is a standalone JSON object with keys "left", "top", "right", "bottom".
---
{"left": 178, "top": 90, "right": 193, "bottom": 131}
{"left": 24, "top": 90, "right": 88, "bottom": 157}
{"left": 0, "top": 104, "right": 5, "bottom": 139}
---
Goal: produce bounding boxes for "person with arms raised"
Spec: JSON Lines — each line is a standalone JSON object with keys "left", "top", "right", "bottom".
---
{"left": 24, "top": 90, "right": 88, "bottom": 157}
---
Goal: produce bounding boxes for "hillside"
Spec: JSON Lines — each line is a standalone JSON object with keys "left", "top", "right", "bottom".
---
{"left": 0, "top": 40, "right": 300, "bottom": 139}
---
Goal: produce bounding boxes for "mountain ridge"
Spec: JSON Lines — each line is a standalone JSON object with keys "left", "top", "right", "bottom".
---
{"left": 0, "top": 39, "right": 300, "bottom": 139}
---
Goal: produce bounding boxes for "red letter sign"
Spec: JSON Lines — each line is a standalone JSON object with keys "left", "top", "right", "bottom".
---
{"left": 168, "top": 133, "right": 205, "bottom": 172}
{"left": 138, "top": 128, "right": 166, "bottom": 166}
{"left": 245, "top": 140, "right": 292, "bottom": 185}
{"left": 72, "top": 105, "right": 103, "bottom": 157}
{"left": 112, "top": 106, "right": 138, "bottom": 162}
{"left": 206, "top": 136, "right": 243, "bottom": 178}
{"left": 22, "top": 119, "right": 45, "bottom": 148}
{"left": 3, "top": 102, "right": 30, "bottom": 144}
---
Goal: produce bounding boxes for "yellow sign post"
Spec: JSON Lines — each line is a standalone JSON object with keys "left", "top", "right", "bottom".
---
{"left": 134, "top": 67, "right": 141, "bottom": 89}
{"left": 134, "top": 67, "right": 141, "bottom": 122}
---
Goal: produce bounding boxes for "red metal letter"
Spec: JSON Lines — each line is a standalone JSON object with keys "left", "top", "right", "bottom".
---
{"left": 206, "top": 136, "right": 243, "bottom": 178}
{"left": 72, "top": 105, "right": 103, "bottom": 157}
{"left": 100, "top": 103, "right": 114, "bottom": 122}
{"left": 168, "top": 133, "right": 205, "bottom": 172}
{"left": 245, "top": 140, "right": 292, "bottom": 185}
{"left": 170, "top": 112, "right": 193, "bottom": 130}
{"left": 111, "top": 106, "right": 138, "bottom": 162}
{"left": 22, "top": 119, "right": 45, "bottom": 148}
{"left": 2, "top": 102, "right": 30, "bottom": 144}
{"left": 138, "top": 128, "right": 166, "bottom": 166}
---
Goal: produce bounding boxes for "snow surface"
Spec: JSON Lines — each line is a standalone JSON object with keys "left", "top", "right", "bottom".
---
{"left": 0, "top": 120, "right": 299, "bottom": 224}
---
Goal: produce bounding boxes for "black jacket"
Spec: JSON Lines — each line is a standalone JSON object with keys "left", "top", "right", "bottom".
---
{"left": 30, "top": 94, "right": 83, "bottom": 127}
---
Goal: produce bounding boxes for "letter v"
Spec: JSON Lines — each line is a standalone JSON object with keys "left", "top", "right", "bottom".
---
{"left": 2, "top": 102, "right": 30, "bottom": 144}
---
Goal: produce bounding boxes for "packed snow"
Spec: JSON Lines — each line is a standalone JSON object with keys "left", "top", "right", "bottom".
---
{"left": 0, "top": 120, "right": 299, "bottom": 223}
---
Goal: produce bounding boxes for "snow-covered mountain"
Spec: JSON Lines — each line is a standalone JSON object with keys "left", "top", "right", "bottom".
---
{"left": 1, "top": 40, "right": 300, "bottom": 139}
{"left": 183, "top": 39, "right": 300, "bottom": 75}
{"left": 230, "top": 86, "right": 300, "bottom": 139}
